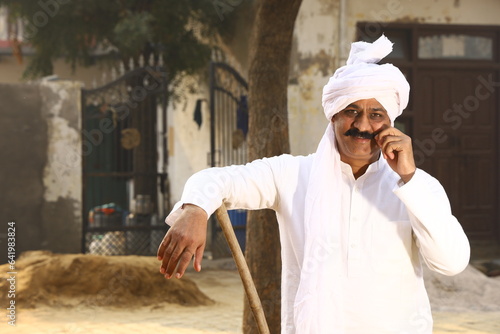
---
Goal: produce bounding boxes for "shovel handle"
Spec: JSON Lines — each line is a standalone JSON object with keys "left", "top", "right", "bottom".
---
{"left": 215, "top": 205, "right": 270, "bottom": 334}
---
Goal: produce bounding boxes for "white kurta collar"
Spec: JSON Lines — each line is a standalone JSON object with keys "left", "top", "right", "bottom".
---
{"left": 339, "top": 154, "right": 385, "bottom": 180}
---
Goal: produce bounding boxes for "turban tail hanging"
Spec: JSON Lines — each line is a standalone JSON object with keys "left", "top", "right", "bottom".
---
{"left": 293, "top": 35, "right": 410, "bottom": 333}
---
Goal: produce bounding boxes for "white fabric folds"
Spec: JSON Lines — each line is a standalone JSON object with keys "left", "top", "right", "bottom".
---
{"left": 293, "top": 35, "right": 410, "bottom": 333}
{"left": 293, "top": 122, "right": 345, "bottom": 333}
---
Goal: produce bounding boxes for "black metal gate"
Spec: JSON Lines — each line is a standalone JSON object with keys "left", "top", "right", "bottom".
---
{"left": 209, "top": 61, "right": 249, "bottom": 257}
{"left": 209, "top": 62, "right": 249, "bottom": 168}
{"left": 81, "top": 61, "right": 169, "bottom": 256}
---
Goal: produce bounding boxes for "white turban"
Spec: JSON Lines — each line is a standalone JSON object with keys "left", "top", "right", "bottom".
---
{"left": 294, "top": 35, "right": 409, "bottom": 333}
{"left": 322, "top": 34, "right": 410, "bottom": 123}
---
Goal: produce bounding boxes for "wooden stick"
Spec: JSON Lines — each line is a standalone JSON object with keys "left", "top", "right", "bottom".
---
{"left": 215, "top": 204, "right": 270, "bottom": 334}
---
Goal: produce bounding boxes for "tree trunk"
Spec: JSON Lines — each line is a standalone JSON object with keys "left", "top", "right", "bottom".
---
{"left": 244, "top": 0, "right": 302, "bottom": 333}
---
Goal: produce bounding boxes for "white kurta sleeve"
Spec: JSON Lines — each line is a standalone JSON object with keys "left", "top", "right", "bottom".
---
{"left": 166, "top": 156, "right": 283, "bottom": 224}
{"left": 393, "top": 169, "right": 470, "bottom": 276}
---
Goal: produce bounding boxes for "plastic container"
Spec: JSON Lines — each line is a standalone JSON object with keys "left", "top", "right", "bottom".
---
{"left": 227, "top": 209, "right": 247, "bottom": 252}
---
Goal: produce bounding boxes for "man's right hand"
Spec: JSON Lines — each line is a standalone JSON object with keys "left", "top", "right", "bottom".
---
{"left": 157, "top": 204, "right": 208, "bottom": 279}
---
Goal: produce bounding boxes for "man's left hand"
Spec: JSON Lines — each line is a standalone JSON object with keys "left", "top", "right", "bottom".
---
{"left": 375, "top": 127, "right": 416, "bottom": 183}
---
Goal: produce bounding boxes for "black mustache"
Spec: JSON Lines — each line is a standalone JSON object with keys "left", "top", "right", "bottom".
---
{"left": 343, "top": 128, "right": 378, "bottom": 140}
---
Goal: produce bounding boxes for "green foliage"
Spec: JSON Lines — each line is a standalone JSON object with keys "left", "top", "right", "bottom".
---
{"left": 0, "top": 0, "right": 223, "bottom": 84}
{"left": 112, "top": 11, "right": 154, "bottom": 58}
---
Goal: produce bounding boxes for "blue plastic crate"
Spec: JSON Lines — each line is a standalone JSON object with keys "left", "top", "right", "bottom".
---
{"left": 227, "top": 209, "right": 247, "bottom": 252}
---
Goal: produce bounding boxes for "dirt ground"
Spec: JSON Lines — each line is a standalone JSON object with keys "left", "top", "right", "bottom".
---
{"left": 1, "top": 253, "right": 499, "bottom": 334}
{"left": 0, "top": 269, "right": 242, "bottom": 334}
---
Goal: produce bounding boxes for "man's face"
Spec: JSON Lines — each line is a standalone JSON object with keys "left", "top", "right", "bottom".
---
{"left": 331, "top": 98, "right": 391, "bottom": 165}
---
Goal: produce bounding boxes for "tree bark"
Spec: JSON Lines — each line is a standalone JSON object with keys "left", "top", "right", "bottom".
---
{"left": 244, "top": 0, "right": 302, "bottom": 333}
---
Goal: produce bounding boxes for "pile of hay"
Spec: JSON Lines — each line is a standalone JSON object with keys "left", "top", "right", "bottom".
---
{"left": 0, "top": 251, "right": 214, "bottom": 309}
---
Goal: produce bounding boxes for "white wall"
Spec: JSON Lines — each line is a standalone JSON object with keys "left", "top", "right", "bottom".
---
{"left": 41, "top": 80, "right": 83, "bottom": 206}
{"left": 167, "top": 77, "right": 211, "bottom": 207}
{"left": 288, "top": 0, "right": 341, "bottom": 156}
{"left": 40, "top": 80, "right": 83, "bottom": 252}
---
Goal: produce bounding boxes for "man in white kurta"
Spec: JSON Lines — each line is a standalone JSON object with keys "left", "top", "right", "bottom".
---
{"left": 157, "top": 35, "right": 470, "bottom": 334}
